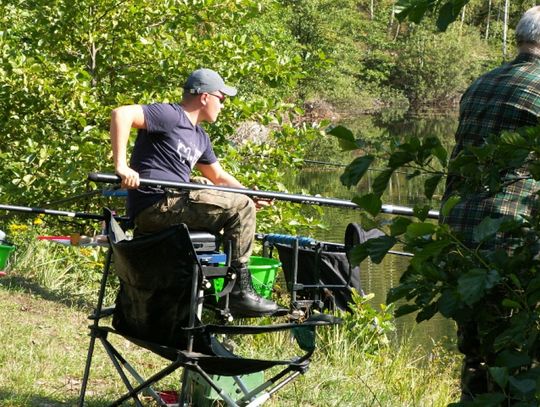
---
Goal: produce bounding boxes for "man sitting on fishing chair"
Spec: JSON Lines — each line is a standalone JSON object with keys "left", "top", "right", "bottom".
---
{"left": 109, "top": 68, "right": 280, "bottom": 317}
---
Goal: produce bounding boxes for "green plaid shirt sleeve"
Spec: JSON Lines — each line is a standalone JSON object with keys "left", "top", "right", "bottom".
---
{"left": 442, "top": 53, "right": 540, "bottom": 250}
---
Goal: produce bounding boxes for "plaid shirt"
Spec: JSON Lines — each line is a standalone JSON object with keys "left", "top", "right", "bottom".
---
{"left": 442, "top": 53, "right": 540, "bottom": 250}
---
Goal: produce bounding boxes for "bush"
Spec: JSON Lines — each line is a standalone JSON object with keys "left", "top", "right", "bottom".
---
{"left": 390, "top": 24, "right": 492, "bottom": 107}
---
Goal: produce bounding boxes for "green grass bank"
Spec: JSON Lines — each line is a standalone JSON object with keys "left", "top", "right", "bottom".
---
{"left": 0, "top": 232, "right": 461, "bottom": 406}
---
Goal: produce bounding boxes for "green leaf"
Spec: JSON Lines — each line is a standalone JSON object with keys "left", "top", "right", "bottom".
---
{"left": 500, "top": 131, "right": 528, "bottom": 147}
{"left": 489, "top": 367, "right": 509, "bottom": 389}
{"left": 366, "top": 235, "right": 397, "bottom": 264}
{"left": 422, "top": 136, "right": 442, "bottom": 150}
{"left": 406, "top": 222, "right": 436, "bottom": 238}
{"left": 431, "top": 145, "right": 448, "bottom": 167}
{"left": 388, "top": 151, "right": 414, "bottom": 168}
{"left": 438, "top": 289, "right": 460, "bottom": 318}
{"left": 352, "top": 193, "right": 382, "bottom": 217}
{"left": 424, "top": 174, "right": 443, "bottom": 200}
{"left": 526, "top": 276, "right": 540, "bottom": 305}
{"left": 394, "top": 0, "right": 431, "bottom": 23}
{"left": 356, "top": 213, "right": 380, "bottom": 231}
{"left": 501, "top": 299, "right": 521, "bottom": 310}
{"left": 340, "top": 156, "right": 375, "bottom": 188}
{"left": 389, "top": 217, "right": 412, "bottom": 236}
{"left": 441, "top": 195, "right": 461, "bottom": 217}
{"left": 509, "top": 274, "right": 521, "bottom": 289}
{"left": 410, "top": 239, "right": 451, "bottom": 264}
{"left": 22, "top": 174, "right": 34, "bottom": 184}
{"left": 387, "top": 283, "right": 415, "bottom": 303}
{"left": 400, "top": 136, "right": 421, "bottom": 153}
{"left": 372, "top": 169, "right": 394, "bottom": 196}
{"left": 466, "top": 393, "right": 505, "bottom": 405}
{"left": 468, "top": 144, "right": 495, "bottom": 161}
{"left": 473, "top": 217, "right": 508, "bottom": 243}
{"left": 495, "top": 350, "right": 531, "bottom": 369}
{"left": 406, "top": 1, "right": 435, "bottom": 23}
{"left": 527, "top": 161, "right": 540, "bottom": 180}
{"left": 508, "top": 377, "right": 536, "bottom": 394}
{"left": 406, "top": 169, "right": 421, "bottom": 180}
{"left": 394, "top": 303, "right": 420, "bottom": 317}
{"left": 457, "top": 269, "right": 501, "bottom": 306}
{"left": 416, "top": 302, "right": 438, "bottom": 322}
{"left": 436, "top": 1, "right": 462, "bottom": 31}
{"left": 348, "top": 244, "right": 369, "bottom": 266}
{"left": 326, "top": 125, "right": 358, "bottom": 151}
{"left": 413, "top": 204, "right": 431, "bottom": 221}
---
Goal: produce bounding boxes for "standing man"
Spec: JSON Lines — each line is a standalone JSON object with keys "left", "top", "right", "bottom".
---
{"left": 442, "top": 6, "right": 540, "bottom": 400}
{"left": 110, "top": 68, "right": 279, "bottom": 317}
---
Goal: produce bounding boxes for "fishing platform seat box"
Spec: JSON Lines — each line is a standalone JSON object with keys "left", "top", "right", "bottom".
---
{"left": 78, "top": 208, "right": 341, "bottom": 407}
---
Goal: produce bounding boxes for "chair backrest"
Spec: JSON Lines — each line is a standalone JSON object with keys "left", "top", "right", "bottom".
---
{"left": 106, "top": 210, "right": 203, "bottom": 349}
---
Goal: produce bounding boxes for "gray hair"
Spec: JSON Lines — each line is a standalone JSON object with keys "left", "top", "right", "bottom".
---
{"left": 515, "top": 6, "right": 540, "bottom": 45}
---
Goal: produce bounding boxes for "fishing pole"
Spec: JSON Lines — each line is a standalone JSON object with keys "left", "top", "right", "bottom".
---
{"left": 88, "top": 172, "right": 440, "bottom": 219}
{"left": 43, "top": 189, "right": 102, "bottom": 207}
{"left": 0, "top": 204, "right": 105, "bottom": 220}
{"left": 0, "top": 204, "right": 131, "bottom": 224}
{"left": 303, "top": 159, "right": 410, "bottom": 175}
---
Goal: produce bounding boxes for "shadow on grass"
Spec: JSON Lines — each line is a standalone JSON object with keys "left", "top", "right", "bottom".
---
{"left": 0, "top": 274, "right": 96, "bottom": 311}
{"left": 0, "top": 390, "right": 113, "bottom": 407}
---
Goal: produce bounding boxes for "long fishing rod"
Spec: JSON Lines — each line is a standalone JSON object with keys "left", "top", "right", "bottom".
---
{"left": 88, "top": 172, "right": 440, "bottom": 219}
{"left": 0, "top": 204, "right": 105, "bottom": 220}
{"left": 43, "top": 189, "right": 102, "bottom": 207}
{"left": 303, "top": 159, "right": 410, "bottom": 175}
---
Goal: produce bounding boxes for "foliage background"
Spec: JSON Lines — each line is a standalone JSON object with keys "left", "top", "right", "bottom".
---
{"left": 0, "top": 0, "right": 533, "bottom": 221}
{"left": 1, "top": 1, "right": 538, "bottom": 404}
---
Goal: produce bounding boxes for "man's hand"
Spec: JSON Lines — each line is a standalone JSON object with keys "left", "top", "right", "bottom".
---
{"left": 253, "top": 196, "right": 273, "bottom": 210}
{"left": 116, "top": 166, "right": 140, "bottom": 189}
{"left": 251, "top": 185, "right": 274, "bottom": 210}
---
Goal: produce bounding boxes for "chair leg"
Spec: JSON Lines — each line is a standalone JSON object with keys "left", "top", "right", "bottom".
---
{"left": 78, "top": 335, "right": 97, "bottom": 407}
{"left": 101, "top": 337, "right": 145, "bottom": 407}
{"left": 232, "top": 375, "right": 251, "bottom": 398}
{"left": 179, "top": 368, "right": 192, "bottom": 406}
{"left": 109, "top": 358, "right": 184, "bottom": 407}
{"left": 78, "top": 249, "right": 114, "bottom": 406}
{"left": 236, "top": 364, "right": 305, "bottom": 406}
{"left": 105, "top": 343, "right": 166, "bottom": 405}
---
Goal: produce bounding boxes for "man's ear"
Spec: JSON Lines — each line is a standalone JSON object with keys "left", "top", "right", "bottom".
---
{"left": 200, "top": 93, "right": 208, "bottom": 106}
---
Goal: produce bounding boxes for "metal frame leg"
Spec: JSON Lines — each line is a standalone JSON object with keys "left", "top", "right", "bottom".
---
{"left": 78, "top": 248, "right": 113, "bottom": 406}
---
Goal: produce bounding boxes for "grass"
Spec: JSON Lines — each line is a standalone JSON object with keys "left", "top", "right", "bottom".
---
{"left": 0, "top": 228, "right": 461, "bottom": 406}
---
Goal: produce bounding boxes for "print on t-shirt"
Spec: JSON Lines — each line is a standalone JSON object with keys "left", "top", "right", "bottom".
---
{"left": 176, "top": 140, "right": 202, "bottom": 169}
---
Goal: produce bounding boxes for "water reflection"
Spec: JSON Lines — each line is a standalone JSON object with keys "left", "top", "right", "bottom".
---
{"left": 285, "top": 113, "right": 460, "bottom": 350}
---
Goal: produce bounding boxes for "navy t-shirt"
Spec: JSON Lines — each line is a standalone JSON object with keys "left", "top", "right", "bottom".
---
{"left": 127, "top": 103, "right": 217, "bottom": 218}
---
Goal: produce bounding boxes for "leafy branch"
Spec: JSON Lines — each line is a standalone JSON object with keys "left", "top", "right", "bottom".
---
{"left": 330, "top": 124, "right": 540, "bottom": 404}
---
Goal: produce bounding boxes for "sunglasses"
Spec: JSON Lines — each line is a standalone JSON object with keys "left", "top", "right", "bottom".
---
{"left": 207, "top": 92, "right": 226, "bottom": 103}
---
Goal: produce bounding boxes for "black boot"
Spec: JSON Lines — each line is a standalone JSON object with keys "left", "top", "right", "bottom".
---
{"left": 226, "top": 266, "right": 280, "bottom": 317}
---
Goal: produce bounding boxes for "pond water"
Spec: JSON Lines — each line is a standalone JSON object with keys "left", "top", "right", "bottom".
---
{"left": 284, "top": 112, "right": 460, "bottom": 350}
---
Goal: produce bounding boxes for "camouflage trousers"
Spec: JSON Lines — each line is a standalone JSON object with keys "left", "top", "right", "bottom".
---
{"left": 134, "top": 179, "right": 256, "bottom": 267}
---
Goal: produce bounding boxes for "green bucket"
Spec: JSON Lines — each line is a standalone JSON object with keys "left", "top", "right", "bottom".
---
{"left": 213, "top": 256, "right": 280, "bottom": 299}
{"left": 0, "top": 244, "right": 15, "bottom": 270}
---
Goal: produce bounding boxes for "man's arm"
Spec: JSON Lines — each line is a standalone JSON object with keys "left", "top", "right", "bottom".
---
{"left": 196, "top": 161, "right": 244, "bottom": 188}
{"left": 110, "top": 105, "right": 146, "bottom": 189}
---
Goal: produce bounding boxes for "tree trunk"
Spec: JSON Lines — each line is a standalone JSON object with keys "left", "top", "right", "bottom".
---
{"left": 389, "top": 4, "right": 396, "bottom": 37}
{"left": 460, "top": 4, "right": 466, "bottom": 34}
{"left": 502, "top": 0, "right": 509, "bottom": 59}
{"left": 485, "top": 0, "right": 492, "bottom": 40}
